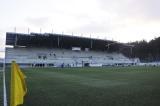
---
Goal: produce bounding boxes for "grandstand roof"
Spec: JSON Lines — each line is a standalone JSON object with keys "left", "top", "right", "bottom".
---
{"left": 6, "top": 32, "right": 129, "bottom": 51}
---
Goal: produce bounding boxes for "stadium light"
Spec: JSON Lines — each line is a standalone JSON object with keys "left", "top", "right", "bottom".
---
{"left": 52, "top": 29, "right": 53, "bottom": 33}
{"left": 40, "top": 28, "right": 42, "bottom": 33}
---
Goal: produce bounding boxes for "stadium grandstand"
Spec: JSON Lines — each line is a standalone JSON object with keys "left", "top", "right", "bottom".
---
{"left": 5, "top": 32, "right": 139, "bottom": 68}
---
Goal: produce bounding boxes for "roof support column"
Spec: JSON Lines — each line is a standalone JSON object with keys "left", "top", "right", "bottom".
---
{"left": 14, "top": 34, "right": 17, "bottom": 46}
{"left": 90, "top": 35, "right": 92, "bottom": 49}
{"left": 58, "top": 36, "right": 59, "bottom": 48}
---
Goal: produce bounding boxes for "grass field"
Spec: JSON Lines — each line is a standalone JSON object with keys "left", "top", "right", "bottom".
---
{"left": 4, "top": 67, "right": 160, "bottom": 106}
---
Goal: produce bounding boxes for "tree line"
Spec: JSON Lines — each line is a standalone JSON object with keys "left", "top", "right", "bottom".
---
{"left": 129, "top": 37, "right": 160, "bottom": 62}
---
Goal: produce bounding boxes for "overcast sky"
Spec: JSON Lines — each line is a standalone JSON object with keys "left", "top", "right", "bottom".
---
{"left": 0, "top": 0, "right": 160, "bottom": 58}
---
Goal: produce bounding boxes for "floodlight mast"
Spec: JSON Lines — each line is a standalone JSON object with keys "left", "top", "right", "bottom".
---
{"left": 40, "top": 28, "right": 42, "bottom": 33}
{"left": 28, "top": 28, "right": 30, "bottom": 34}
{"left": 14, "top": 27, "right": 16, "bottom": 33}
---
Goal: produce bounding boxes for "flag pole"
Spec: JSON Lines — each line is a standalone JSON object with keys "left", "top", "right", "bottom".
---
{"left": 3, "top": 34, "right": 7, "bottom": 106}
{"left": 3, "top": 57, "right": 7, "bottom": 106}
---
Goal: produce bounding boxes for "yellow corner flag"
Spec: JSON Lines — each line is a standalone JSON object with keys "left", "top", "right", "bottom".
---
{"left": 10, "top": 61, "right": 27, "bottom": 106}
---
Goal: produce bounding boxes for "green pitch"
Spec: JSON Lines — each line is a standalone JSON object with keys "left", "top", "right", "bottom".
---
{"left": 4, "top": 67, "right": 160, "bottom": 106}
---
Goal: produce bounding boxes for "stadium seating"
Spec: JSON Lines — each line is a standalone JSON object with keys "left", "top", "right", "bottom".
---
{"left": 5, "top": 47, "right": 135, "bottom": 67}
